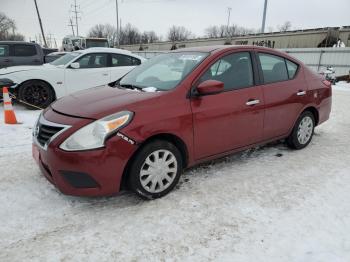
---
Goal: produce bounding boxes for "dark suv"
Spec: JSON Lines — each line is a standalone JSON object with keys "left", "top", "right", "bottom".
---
{"left": 0, "top": 41, "right": 44, "bottom": 68}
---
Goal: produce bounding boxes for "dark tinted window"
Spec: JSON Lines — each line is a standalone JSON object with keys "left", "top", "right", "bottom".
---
{"left": 258, "top": 53, "right": 288, "bottom": 83}
{"left": 199, "top": 52, "right": 254, "bottom": 90}
{"left": 75, "top": 53, "right": 108, "bottom": 68}
{"left": 286, "top": 59, "right": 298, "bottom": 79}
{"left": 14, "top": 45, "right": 37, "bottom": 56}
{"left": 111, "top": 54, "right": 141, "bottom": 67}
{"left": 0, "top": 45, "right": 9, "bottom": 57}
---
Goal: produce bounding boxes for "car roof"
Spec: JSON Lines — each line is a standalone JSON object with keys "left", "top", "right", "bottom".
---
{"left": 172, "top": 45, "right": 280, "bottom": 53}
{"left": 0, "top": 41, "right": 39, "bottom": 45}
{"left": 75, "top": 48, "right": 146, "bottom": 60}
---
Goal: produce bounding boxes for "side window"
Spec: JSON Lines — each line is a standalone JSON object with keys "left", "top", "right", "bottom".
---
{"left": 258, "top": 53, "right": 288, "bottom": 83}
{"left": 75, "top": 53, "right": 108, "bottom": 68}
{"left": 286, "top": 59, "right": 298, "bottom": 79}
{"left": 0, "top": 45, "right": 9, "bottom": 57}
{"left": 199, "top": 52, "right": 254, "bottom": 90}
{"left": 14, "top": 45, "right": 37, "bottom": 56}
{"left": 111, "top": 54, "right": 141, "bottom": 67}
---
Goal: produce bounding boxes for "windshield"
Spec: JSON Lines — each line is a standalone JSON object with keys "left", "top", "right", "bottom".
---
{"left": 120, "top": 52, "right": 208, "bottom": 91}
{"left": 50, "top": 52, "right": 81, "bottom": 66}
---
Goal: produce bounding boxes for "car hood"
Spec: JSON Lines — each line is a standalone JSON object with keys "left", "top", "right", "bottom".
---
{"left": 0, "top": 64, "right": 56, "bottom": 75}
{"left": 51, "top": 85, "right": 162, "bottom": 120}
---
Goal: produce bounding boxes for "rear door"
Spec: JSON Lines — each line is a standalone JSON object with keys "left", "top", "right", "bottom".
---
{"left": 190, "top": 51, "right": 264, "bottom": 160}
{"left": 11, "top": 44, "right": 42, "bottom": 66}
{"left": 0, "top": 44, "right": 13, "bottom": 68}
{"left": 256, "top": 52, "right": 306, "bottom": 140}
{"left": 64, "top": 52, "right": 110, "bottom": 94}
{"left": 110, "top": 53, "right": 141, "bottom": 81}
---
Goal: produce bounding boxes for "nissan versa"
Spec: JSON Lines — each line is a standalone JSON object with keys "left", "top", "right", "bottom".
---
{"left": 32, "top": 45, "right": 332, "bottom": 199}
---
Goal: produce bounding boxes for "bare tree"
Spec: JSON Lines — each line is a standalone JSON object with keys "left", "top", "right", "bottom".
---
{"left": 88, "top": 23, "right": 118, "bottom": 46}
{"left": 0, "top": 12, "right": 24, "bottom": 41}
{"left": 205, "top": 26, "right": 220, "bottom": 38}
{"left": 278, "top": 21, "right": 292, "bottom": 32}
{"left": 140, "top": 31, "right": 159, "bottom": 44}
{"left": 167, "top": 25, "right": 192, "bottom": 42}
{"left": 120, "top": 23, "right": 141, "bottom": 45}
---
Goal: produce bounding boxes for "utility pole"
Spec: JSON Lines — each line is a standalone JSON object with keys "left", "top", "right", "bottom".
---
{"left": 68, "top": 18, "right": 75, "bottom": 36}
{"left": 71, "top": 0, "right": 81, "bottom": 36}
{"left": 116, "top": 0, "right": 120, "bottom": 47}
{"left": 261, "top": 0, "right": 268, "bottom": 33}
{"left": 33, "top": 0, "right": 47, "bottom": 47}
{"left": 226, "top": 7, "right": 232, "bottom": 37}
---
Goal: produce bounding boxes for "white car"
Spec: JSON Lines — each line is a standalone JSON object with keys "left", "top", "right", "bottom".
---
{"left": 0, "top": 48, "right": 145, "bottom": 108}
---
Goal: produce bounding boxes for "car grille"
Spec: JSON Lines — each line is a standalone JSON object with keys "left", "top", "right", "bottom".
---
{"left": 37, "top": 124, "right": 64, "bottom": 147}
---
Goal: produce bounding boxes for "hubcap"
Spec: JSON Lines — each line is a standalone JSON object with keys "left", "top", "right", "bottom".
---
{"left": 23, "top": 84, "right": 49, "bottom": 107}
{"left": 139, "top": 150, "right": 178, "bottom": 193}
{"left": 297, "top": 116, "right": 313, "bottom": 145}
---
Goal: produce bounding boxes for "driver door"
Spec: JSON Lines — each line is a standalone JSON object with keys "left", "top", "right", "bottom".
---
{"left": 64, "top": 53, "right": 110, "bottom": 94}
{"left": 190, "top": 51, "right": 264, "bottom": 160}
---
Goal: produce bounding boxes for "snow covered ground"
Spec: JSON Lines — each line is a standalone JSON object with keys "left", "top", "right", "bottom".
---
{"left": 1, "top": 82, "right": 350, "bottom": 261}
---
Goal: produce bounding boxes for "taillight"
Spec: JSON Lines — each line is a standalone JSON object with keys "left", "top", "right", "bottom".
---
{"left": 322, "top": 80, "right": 332, "bottom": 87}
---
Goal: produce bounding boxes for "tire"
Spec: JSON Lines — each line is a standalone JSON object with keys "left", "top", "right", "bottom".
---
{"left": 128, "top": 140, "right": 183, "bottom": 199}
{"left": 287, "top": 111, "right": 315, "bottom": 150}
{"left": 18, "top": 80, "right": 55, "bottom": 109}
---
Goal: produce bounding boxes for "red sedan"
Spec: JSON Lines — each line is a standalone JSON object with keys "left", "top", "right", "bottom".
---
{"left": 32, "top": 45, "right": 332, "bottom": 199}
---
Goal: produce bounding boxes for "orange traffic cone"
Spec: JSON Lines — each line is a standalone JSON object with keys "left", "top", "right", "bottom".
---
{"left": 3, "top": 87, "right": 18, "bottom": 124}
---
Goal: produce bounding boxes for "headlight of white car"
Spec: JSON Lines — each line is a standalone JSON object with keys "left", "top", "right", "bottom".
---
{"left": 59, "top": 111, "right": 133, "bottom": 151}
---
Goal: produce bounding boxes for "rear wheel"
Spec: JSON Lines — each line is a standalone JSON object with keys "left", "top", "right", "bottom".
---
{"left": 287, "top": 111, "right": 315, "bottom": 149}
{"left": 18, "top": 80, "right": 55, "bottom": 109}
{"left": 128, "top": 140, "right": 183, "bottom": 199}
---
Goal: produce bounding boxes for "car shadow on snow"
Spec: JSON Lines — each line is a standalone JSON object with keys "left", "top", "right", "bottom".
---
{"left": 57, "top": 133, "right": 321, "bottom": 208}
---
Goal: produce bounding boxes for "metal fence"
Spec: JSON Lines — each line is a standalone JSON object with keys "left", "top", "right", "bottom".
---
{"left": 133, "top": 48, "right": 350, "bottom": 77}
{"left": 281, "top": 48, "right": 350, "bottom": 76}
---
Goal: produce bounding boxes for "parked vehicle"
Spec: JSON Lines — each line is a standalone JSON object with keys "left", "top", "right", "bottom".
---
{"left": 0, "top": 41, "right": 58, "bottom": 68}
{"left": 62, "top": 36, "right": 84, "bottom": 51}
{"left": 321, "top": 66, "right": 337, "bottom": 84}
{"left": 0, "top": 41, "right": 44, "bottom": 68}
{"left": 0, "top": 48, "right": 145, "bottom": 108}
{"left": 44, "top": 51, "right": 69, "bottom": 63}
{"left": 32, "top": 45, "right": 332, "bottom": 199}
{"left": 62, "top": 36, "right": 109, "bottom": 51}
{"left": 82, "top": 38, "right": 109, "bottom": 49}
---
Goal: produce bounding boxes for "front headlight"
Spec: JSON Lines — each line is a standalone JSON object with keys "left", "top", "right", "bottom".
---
{"left": 59, "top": 111, "right": 133, "bottom": 151}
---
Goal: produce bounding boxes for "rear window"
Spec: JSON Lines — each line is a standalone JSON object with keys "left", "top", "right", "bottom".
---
{"left": 14, "top": 45, "right": 37, "bottom": 56}
{"left": 0, "top": 45, "right": 9, "bottom": 57}
{"left": 111, "top": 54, "right": 141, "bottom": 67}
{"left": 258, "top": 53, "right": 289, "bottom": 84}
{"left": 286, "top": 59, "right": 298, "bottom": 79}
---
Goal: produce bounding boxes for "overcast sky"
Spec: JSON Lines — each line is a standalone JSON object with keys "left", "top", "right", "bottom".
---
{"left": 1, "top": 0, "right": 349, "bottom": 46}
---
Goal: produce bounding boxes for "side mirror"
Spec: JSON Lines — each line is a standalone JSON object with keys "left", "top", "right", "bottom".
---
{"left": 196, "top": 80, "right": 224, "bottom": 96}
{"left": 70, "top": 62, "right": 80, "bottom": 69}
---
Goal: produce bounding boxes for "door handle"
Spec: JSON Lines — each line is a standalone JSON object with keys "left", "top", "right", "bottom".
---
{"left": 246, "top": 99, "right": 260, "bottom": 106}
{"left": 297, "top": 90, "right": 306, "bottom": 96}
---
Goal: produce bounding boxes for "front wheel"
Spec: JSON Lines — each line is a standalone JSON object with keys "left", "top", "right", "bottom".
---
{"left": 18, "top": 80, "right": 55, "bottom": 109}
{"left": 287, "top": 111, "right": 315, "bottom": 149}
{"left": 128, "top": 140, "right": 183, "bottom": 199}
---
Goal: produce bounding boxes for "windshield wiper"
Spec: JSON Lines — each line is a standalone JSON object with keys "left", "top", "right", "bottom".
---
{"left": 118, "top": 83, "right": 144, "bottom": 91}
